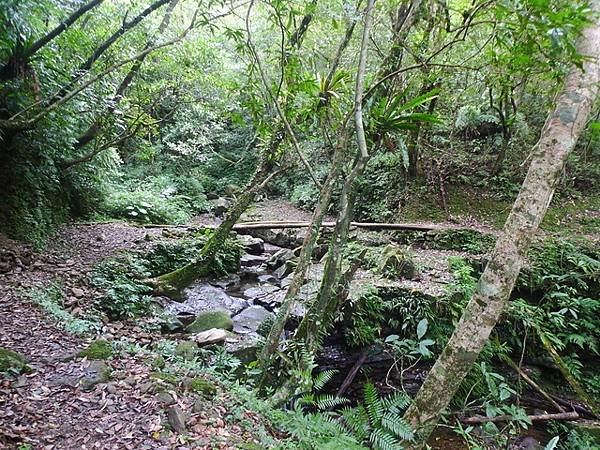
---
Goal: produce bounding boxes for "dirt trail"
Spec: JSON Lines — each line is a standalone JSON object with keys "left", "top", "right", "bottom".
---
{"left": 0, "top": 223, "right": 266, "bottom": 449}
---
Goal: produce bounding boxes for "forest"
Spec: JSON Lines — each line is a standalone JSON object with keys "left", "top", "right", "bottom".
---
{"left": 0, "top": 0, "right": 599, "bottom": 448}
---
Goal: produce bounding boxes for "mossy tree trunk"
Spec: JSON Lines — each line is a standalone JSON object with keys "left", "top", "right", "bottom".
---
{"left": 256, "top": 139, "right": 345, "bottom": 381}
{"left": 150, "top": 150, "right": 278, "bottom": 297}
{"left": 402, "top": 5, "right": 600, "bottom": 446}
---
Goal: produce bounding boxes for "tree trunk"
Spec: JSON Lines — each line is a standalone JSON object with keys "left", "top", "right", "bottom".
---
{"left": 402, "top": 4, "right": 600, "bottom": 446}
{"left": 256, "top": 140, "right": 345, "bottom": 381}
{"left": 149, "top": 151, "right": 278, "bottom": 297}
{"left": 294, "top": 0, "right": 376, "bottom": 350}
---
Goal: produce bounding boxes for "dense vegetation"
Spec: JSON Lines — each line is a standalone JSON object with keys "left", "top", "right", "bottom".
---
{"left": 1, "top": 0, "right": 599, "bottom": 449}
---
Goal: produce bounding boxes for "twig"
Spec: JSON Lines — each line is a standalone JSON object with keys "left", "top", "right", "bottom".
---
{"left": 460, "top": 411, "right": 578, "bottom": 425}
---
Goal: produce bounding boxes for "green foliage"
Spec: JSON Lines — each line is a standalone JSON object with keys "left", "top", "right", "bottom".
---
{"left": 90, "top": 257, "right": 154, "bottom": 320}
{"left": 428, "top": 230, "right": 497, "bottom": 254}
{"left": 341, "top": 383, "right": 413, "bottom": 450}
{"left": 0, "top": 347, "right": 31, "bottom": 376}
{"left": 142, "top": 234, "right": 209, "bottom": 276}
{"left": 188, "top": 377, "right": 217, "bottom": 398}
{"left": 341, "top": 285, "right": 385, "bottom": 348}
{"left": 22, "top": 283, "right": 100, "bottom": 335}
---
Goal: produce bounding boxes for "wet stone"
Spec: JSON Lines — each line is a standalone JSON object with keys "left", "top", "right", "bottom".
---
{"left": 166, "top": 284, "right": 248, "bottom": 316}
{"left": 240, "top": 254, "right": 268, "bottom": 268}
{"left": 232, "top": 306, "right": 274, "bottom": 334}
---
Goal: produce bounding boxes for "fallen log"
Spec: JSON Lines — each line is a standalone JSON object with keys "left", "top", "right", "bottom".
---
{"left": 231, "top": 220, "right": 485, "bottom": 233}
{"left": 460, "top": 411, "right": 579, "bottom": 425}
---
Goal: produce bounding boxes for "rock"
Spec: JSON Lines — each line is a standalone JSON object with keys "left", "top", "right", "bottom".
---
{"left": 166, "top": 284, "right": 247, "bottom": 316}
{"left": 511, "top": 437, "right": 541, "bottom": 450}
{"left": 209, "top": 197, "right": 231, "bottom": 217}
{"left": 263, "top": 243, "right": 283, "bottom": 255}
{"left": 233, "top": 306, "right": 274, "bottom": 334}
{"left": 193, "top": 397, "right": 204, "bottom": 413}
{"left": 238, "top": 235, "right": 264, "bottom": 255}
{"left": 194, "top": 328, "right": 228, "bottom": 346}
{"left": 71, "top": 287, "right": 85, "bottom": 298}
{"left": 186, "top": 310, "right": 233, "bottom": 333}
{"left": 154, "top": 392, "right": 175, "bottom": 405}
{"left": 81, "top": 360, "right": 111, "bottom": 391}
{"left": 185, "top": 377, "right": 217, "bottom": 398}
{"left": 377, "top": 244, "right": 418, "bottom": 279}
{"left": 210, "top": 274, "right": 241, "bottom": 290}
{"left": 174, "top": 341, "right": 199, "bottom": 360}
{"left": 225, "top": 334, "right": 262, "bottom": 365}
{"left": 240, "top": 254, "right": 268, "bottom": 268}
{"left": 267, "top": 248, "right": 296, "bottom": 270}
{"left": 167, "top": 406, "right": 187, "bottom": 433}
{"left": 160, "top": 316, "right": 185, "bottom": 334}
{"left": 256, "top": 289, "right": 285, "bottom": 309}
{"left": 0, "top": 347, "right": 30, "bottom": 374}
{"left": 257, "top": 274, "right": 278, "bottom": 284}
{"left": 242, "top": 284, "right": 280, "bottom": 301}
{"left": 246, "top": 229, "right": 297, "bottom": 248}
{"left": 106, "top": 382, "right": 118, "bottom": 395}
{"left": 274, "top": 261, "right": 295, "bottom": 279}
{"left": 77, "top": 339, "right": 113, "bottom": 360}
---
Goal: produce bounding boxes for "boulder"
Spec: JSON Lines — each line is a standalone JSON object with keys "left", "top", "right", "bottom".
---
{"left": 76, "top": 339, "right": 113, "bottom": 360}
{"left": 186, "top": 310, "right": 233, "bottom": 333}
{"left": 167, "top": 406, "right": 187, "bottom": 433}
{"left": 210, "top": 274, "right": 241, "bottom": 290}
{"left": 267, "top": 248, "right": 296, "bottom": 270}
{"left": 377, "top": 245, "right": 418, "bottom": 279}
{"left": 238, "top": 235, "right": 265, "bottom": 255}
{"left": 233, "top": 306, "right": 274, "bottom": 334}
{"left": 167, "top": 284, "right": 247, "bottom": 316}
{"left": 225, "top": 334, "right": 262, "bottom": 365}
{"left": 194, "top": 328, "right": 228, "bottom": 347}
{"left": 274, "top": 261, "right": 295, "bottom": 279}
{"left": 240, "top": 254, "right": 268, "bottom": 267}
{"left": 81, "top": 360, "right": 112, "bottom": 391}
{"left": 209, "top": 197, "right": 231, "bottom": 217}
{"left": 245, "top": 229, "right": 297, "bottom": 248}
{"left": 184, "top": 377, "right": 217, "bottom": 398}
{"left": 242, "top": 284, "right": 280, "bottom": 301}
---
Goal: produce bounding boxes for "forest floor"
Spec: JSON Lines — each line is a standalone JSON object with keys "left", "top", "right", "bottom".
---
{"left": 0, "top": 221, "right": 277, "bottom": 449}
{"left": 0, "top": 199, "right": 588, "bottom": 449}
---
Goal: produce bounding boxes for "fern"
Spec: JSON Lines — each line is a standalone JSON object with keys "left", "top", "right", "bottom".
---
{"left": 341, "top": 382, "right": 414, "bottom": 449}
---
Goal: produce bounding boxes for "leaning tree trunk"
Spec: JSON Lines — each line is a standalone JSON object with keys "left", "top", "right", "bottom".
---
{"left": 256, "top": 140, "right": 345, "bottom": 382}
{"left": 149, "top": 150, "right": 278, "bottom": 297}
{"left": 402, "top": 3, "right": 600, "bottom": 446}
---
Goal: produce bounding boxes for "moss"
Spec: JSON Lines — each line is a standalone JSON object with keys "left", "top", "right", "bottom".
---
{"left": 186, "top": 310, "right": 233, "bottom": 333}
{"left": 188, "top": 377, "right": 217, "bottom": 398}
{"left": 174, "top": 341, "right": 199, "bottom": 360}
{"left": 77, "top": 339, "right": 113, "bottom": 360}
{"left": 0, "top": 347, "right": 30, "bottom": 374}
{"left": 149, "top": 355, "right": 166, "bottom": 369}
{"left": 151, "top": 371, "right": 179, "bottom": 386}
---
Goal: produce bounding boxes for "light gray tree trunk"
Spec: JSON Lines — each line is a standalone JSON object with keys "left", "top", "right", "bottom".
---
{"left": 402, "top": 3, "right": 600, "bottom": 446}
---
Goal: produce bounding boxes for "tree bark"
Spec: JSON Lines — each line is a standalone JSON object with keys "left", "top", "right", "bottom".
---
{"left": 402, "top": 3, "right": 600, "bottom": 446}
{"left": 294, "top": 0, "right": 376, "bottom": 350}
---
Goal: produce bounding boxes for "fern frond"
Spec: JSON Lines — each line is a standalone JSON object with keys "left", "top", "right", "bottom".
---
{"left": 341, "top": 406, "right": 371, "bottom": 443}
{"left": 381, "top": 392, "right": 411, "bottom": 414}
{"left": 381, "top": 412, "right": 414, "bottom": 441}
{"left": 315, "top": 394, "right": 350, "bottom": 410}
{"left": 370, "top": 428, "right": 404, "bottom": 450}
{"left": 364, "top": 382, "right": 384, "bottom": 427}
{"left": 314, "top": 369, "right": 337, "bottom": 391}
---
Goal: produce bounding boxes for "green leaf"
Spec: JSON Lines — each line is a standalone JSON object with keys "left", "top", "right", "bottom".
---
{"left": 417, "top": 319, "right": 428, "bottom": 339}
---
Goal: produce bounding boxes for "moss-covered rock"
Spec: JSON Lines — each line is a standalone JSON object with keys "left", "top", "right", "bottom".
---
{"left": 81, "top": 360, "right": 111, "bottom": 391}
{"left": 186, "top": 377, "right": 217, "bottom": 398}
{"left": 77, "top": 339, "right": 113, "bottom": 360}
{"left": 0, "top": 347, "right": 30, "bottom": 374}
{"left": 174, "top": 341, "right": 199, "bottom": 360}
{"left": 377, "top": 244, "right": 418, "bottom": 279}
{"left": 186, "top": 310, "right": 233, "bottom": 333}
